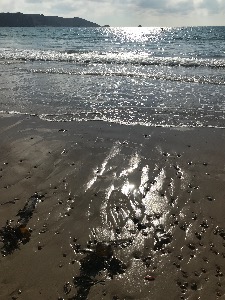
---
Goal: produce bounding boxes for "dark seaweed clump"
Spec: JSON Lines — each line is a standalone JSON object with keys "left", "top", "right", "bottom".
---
{"left": 69, "top": 243, "right": 126, "bottom": 300}
{"left": 0, "top": 193, "right": 44, "bottom": 256}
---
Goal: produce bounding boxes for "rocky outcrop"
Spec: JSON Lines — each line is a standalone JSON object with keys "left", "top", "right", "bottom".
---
{"left": 0, "top": 12, "right": 100, "bottom": 27}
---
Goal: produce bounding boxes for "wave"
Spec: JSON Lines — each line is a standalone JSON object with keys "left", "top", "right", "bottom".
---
{"left": 1, "top": 48, "right": 225, "bottom": 69}
{"left": 25, "top": 68, "right": 225, "bottom": 86}
{"left": 1, "top": 110, "right": 224, "bottom": 129}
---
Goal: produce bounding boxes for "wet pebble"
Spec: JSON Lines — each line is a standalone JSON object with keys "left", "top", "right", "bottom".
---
{"left": 63, "top": 282, "right": 71, "bottom": 294}
{"left": 137, "top": 223, "right": 147, "bottom": 231}
{"left": 180, "top": 224, "right": 187, "bottom": 231}
{"left": 142, "top": 256, "right": 152, "bottom": 268}
{"left": 200, "top": 221, "right": 209, "bottom": 228}
{"left": 133, "top": 217, "right": 139, "bottom": 224}
{"left": 181, "top": 270, "right": 188, "bottom": 278}
{"left": 144, "top": 275, "right": 155, "bottom": 281}
{"left": 201, "top": 268, "right": 206, "bottom": 273}
{"left": 58, "top": 129, "right": 67, "bottom": 132}
{"left": 173, "top": 262, "right": 180, "bottom": 269}
{"left": 190, "top": 282, "right": 198, "bottom": 290}
{"left": 115, "top": 228, "right": 121, "bottom": 234}
{"left": 187, "top": 243, "right": 196, "bottom": 250}
{"left": 192, "top": 214, "right": 197, "bottom": 220}
{"left": 195, "top": 232, "right": 202, "bottom": 240}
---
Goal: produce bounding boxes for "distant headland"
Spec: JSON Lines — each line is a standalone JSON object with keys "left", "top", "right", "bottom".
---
{"left": 0, "top": 12, "right": 100, "bottom": 27}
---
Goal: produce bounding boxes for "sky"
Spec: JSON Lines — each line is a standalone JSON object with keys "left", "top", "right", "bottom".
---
{"left": 0, "top": 0, "right": 225, "bottom": 27}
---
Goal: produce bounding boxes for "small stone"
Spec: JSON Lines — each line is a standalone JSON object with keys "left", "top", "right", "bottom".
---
{"left": 195, "top": 232, "right": 202, "bottom": 240}
{"left": 188, "top": 243, "right": 195, "bottom": 250}
{"left": 191, "top": 282, "right": 197, "bottom": 290}
{"left": 180, "top": 224, "right": 187, "bottom": 231}
{"left": 133, "top": 217, "right": 139, "bottom": 224}
{"left": 115, "top": 228, "right": 120, "bottom": 234}
{"left": 58, "top": 129, "right": 67, "bottom": 132}
{"left": 200, "top": 221, "right": 209, "bottom": 228}
{"left": 201, "top": 268, "right": 206, "bottom": 273}
{"left": 181, "top": 270, "right": 188, "bottom": 278}
{"left": 144, "top": 275, "right": 155, "bottom": 281}
{"left": 137, "top": 223, "right": 147, "bottom": 231}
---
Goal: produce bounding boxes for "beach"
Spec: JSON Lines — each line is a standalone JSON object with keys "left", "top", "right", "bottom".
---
{"left": 1, "top": 114, "right": 225, "bottom": 299}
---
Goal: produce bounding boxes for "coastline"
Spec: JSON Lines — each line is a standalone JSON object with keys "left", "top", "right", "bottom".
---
{"left": 0, "top": 113, "right": 225, "bottom": 299}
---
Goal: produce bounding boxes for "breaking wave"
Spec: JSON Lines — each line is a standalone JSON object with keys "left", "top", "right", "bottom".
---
{"left": 1, "top": 48, "right": 225, "bottom": 69}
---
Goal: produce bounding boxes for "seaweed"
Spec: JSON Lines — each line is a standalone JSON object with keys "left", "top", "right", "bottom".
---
{"left": 69, "top": 243, "right": 126, "bottom": 300}
{"left": 0, "top": 192, "right": 44, "bottom": 256}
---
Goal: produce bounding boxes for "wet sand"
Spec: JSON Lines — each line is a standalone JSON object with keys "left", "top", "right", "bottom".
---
{"left": 0, "top": 114, "right": 225, "bottom": 300}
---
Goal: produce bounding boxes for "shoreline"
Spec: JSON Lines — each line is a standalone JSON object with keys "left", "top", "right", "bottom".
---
{"left": 1, "top": 114, "right": 225, "bottom": 300}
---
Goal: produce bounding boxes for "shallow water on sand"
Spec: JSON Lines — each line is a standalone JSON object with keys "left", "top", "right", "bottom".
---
{"left": 1, "top": 27, "right": 225, "bottom": 127}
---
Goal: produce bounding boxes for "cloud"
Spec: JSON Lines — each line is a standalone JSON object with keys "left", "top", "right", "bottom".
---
{"left": 133, "top": 0, "right": 224, "bottom": 15}
{"left": 0, "top": 0, "right": 224, "bottom": 26}
{"left": 199, "top": 0, "right": 224, "bottom": 13}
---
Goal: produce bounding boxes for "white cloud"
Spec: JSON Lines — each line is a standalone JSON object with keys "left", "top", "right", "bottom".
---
{"left": 0, "top": 0, "right": 224, "bottom": 26}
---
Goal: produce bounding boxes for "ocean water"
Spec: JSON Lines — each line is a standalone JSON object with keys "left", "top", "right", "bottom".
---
{"left": 0, "top": 26, "right": 225, "bottom": 127}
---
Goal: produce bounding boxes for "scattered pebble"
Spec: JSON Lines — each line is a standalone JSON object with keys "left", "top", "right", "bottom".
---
{"left": 190, "top": 282, "right": 198, "bottom": 290}
{"left": 144, "top": 275, "right": 155, "bottom": 281}
{"left": 58, "top": 129, "right": 67, "bottom": 132}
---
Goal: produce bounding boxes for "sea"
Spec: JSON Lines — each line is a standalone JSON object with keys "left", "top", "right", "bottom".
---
{"left": 0, "top": 26, "right": 225, "bottom": 127}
